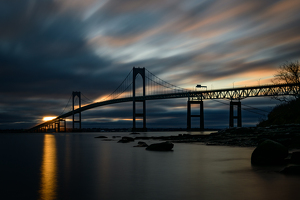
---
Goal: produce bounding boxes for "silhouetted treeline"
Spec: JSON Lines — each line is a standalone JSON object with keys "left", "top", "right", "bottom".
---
{"left": 258, "top": 98, "right": 300, "bottom": 127}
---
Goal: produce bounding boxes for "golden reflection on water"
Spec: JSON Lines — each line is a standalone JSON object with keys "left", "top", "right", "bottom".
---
{"left": 39, "top": 134, "right": 57, "bottom": 200}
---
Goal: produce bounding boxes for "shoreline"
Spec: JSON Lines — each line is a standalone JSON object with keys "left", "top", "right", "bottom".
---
{"left": 133, "top": 125, "right": 300, "bottom": 149}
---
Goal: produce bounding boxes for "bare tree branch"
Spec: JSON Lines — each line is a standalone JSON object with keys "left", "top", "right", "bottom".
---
{"left": 272, "top": 61, "right": 300, "bottom": 101}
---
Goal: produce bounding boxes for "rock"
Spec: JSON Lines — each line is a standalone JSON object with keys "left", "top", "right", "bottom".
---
{"left": 251, "top": 139, "right": 288, "bottom": 165}
{"left": 102, "top": 139, "right": 114, "bottom": 141}
{"left": 291, "top": 151, "right": 300, "bottom": 164}
{"left": 230, "top": 127, "right": 255, "bottom": 135}
{"left": 130, "top": 132, "right": 140, "bottom": 135}
{"left": 117, "top": 136, "right": 135, "bottom": 143}
{"left": 280, "top": 166, "right": 300, "bottom": 175}
{"left": 146, "top": 141, "right": 174, "bottom": 151}
{"left": 134, "top": 141, "right": 148, "bottom": 147}
{"left": 94, "top": 136, "right": 107, "bottom": 138}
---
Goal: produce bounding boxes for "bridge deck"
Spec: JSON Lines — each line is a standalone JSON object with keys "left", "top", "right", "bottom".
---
{"left": 28, "top": 83, "right": 300, "bottom": 131}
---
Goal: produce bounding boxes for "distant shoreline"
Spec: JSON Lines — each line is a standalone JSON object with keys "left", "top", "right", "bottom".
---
{"left": 0, "top": 127, "right": 221, "bottom": 133}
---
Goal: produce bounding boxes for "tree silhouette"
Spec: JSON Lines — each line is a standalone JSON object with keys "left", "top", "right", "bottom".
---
{"left": 272, "top": 61, "right": 300, "bottom": 101}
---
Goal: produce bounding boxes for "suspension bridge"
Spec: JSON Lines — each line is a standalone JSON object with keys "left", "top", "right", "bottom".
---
{"left": 28, "top": 67, "right": 300, "bottom": 132}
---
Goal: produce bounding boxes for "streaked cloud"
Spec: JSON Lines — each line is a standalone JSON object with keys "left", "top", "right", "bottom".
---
{"left": 0, "top": 0, "right": 299, "bottom": 129}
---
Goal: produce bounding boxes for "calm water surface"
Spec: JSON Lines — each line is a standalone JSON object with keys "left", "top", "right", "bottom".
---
{"left": 1, "top": 131, "right": 299, "bottom": 200}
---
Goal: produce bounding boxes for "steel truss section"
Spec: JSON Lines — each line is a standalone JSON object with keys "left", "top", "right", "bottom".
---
{"left": 28, "top": 83, "right": 300, "bottom": 132}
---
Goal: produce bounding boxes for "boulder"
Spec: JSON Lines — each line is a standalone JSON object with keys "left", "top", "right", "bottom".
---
{"left": 146, "top": 141, "right": 174, "bottom": 151}
{"left": 134, "top": 141, "right": 148, "bottom": 147}
{"left": 280, "top": 166, "right": 300, "bottom": 175}
{"left": 117, "top": 136, "right": 135, "bottom": 143}
{"left": 251, "top": 139, "right": 288, "bottom": 165}
{"left": 291, "top": 151, "right": 300, "bottom": 164}
{"left": 101, "top": 139, "right": 114, "bottom": 141}
{"left": 94, "top": 136, "right": 107, "bottom": 138}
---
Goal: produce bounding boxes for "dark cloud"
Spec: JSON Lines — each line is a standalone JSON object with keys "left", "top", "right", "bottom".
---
{"left": 0, "top": 0, "right": 299, "bottom": 129}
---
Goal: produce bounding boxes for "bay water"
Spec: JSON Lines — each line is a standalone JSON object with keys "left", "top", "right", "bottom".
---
{"left": 1, "top": 132, "right": 299, "bottom": 200}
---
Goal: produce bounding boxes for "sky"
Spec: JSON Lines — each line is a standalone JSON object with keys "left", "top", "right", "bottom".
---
{"left": 1, "top": 0, "right": 300, "bottom": 130}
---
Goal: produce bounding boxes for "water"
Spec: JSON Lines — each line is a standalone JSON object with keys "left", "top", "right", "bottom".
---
{"left": 1, "top": 132, "right": 299, "bottom": 200}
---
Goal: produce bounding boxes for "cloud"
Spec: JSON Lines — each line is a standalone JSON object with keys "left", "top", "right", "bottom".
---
{"left": 0, "top": 0, "right": 300, "bottom": 129}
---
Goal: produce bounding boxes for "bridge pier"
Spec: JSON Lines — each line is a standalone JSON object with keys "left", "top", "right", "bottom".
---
{"left": 55, "top": 121, "right": 59, "bottom": 132}
{"left": 187, "top": 99, "right": 204, "bottom": 130}
{"left": 72, "top": 91, "right": 81, "bottom": 131}
{"left": 229, "top": 101, "right": 242, "bottom": 127}
{"left": 55, "top": 119, "right": 66, "bottom": 132}
{"left": 132, "top": 67, "right": 147, "bottom": 132}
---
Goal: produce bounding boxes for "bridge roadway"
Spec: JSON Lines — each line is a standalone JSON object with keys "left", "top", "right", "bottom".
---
{"left": 29, "top": 82, "right": 300, "bottom": 131}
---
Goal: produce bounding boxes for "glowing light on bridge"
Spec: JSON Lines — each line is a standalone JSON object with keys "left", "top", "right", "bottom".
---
{"left": 43, "top": 117, "right": 56, "bottom": 121}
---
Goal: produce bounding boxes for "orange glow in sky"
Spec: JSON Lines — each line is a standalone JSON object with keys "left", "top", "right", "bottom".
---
{"left": 43, "top": 117, "right": 56, "bottom": 121}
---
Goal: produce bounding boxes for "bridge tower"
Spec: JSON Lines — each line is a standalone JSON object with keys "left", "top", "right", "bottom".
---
{"left": 132, "top": 67, "right": 147, "bottom": 132}
{"left": 187, "top": 96, "right": 204, "bottom": 130}
{"left": 229, "top": 100, "right": 242, "bottom": 127}
{"left": 55, "top": 118, "right": 66, "bottom": 132}
{"left": 72, "top": 91, "right": 81, "bottom": 130}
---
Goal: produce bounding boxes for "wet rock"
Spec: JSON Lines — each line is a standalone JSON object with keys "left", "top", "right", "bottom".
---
{"left": 291, "top": 151, "right": 300, "bottom": 164}
{"left": 251, "top": 139, "right": 288, "bottom": 165}
{"left": 94, "top": 136, "right": 107, "bottom": 138}
{"left": 130, "top": 132, "right": 140, "bottom": 135}
{"left": 134, "top": 141, "right": 148, "bottom": 147}
{"left": 229, "top": 127, "right": 255, "bottom": 135}
{"left": 280, "top": 166, "right": 300, "bottom": 175}
{"left": 102, "top": 139, "right": 114, "bottom": 141}
{"left": 146, "top": 141, "right": 174, "bottom": 151}
{"left": 118, "top": 136, "right": 135, "bottom": 143}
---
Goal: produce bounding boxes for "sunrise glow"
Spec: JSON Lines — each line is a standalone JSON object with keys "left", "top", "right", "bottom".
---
{"left": 43, "top": 117, "right": 56, "bottom": 121}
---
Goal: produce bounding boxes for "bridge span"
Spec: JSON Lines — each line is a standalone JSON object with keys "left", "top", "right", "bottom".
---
{"left": 28, "top": 67, "right": 300, "bottom": 132}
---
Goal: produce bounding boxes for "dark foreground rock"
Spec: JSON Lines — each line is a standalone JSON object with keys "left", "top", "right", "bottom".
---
{"left": 280, "top": 166, "right": 300, "bottom": 175}
{"left": 118, "top": 136, "right": 135, "bottom": 143}
{"left": 146, "top": 141, "right": 174, "bottom": 151}
{"left": 134, "top": 141, "right": 148, "bottom": 147}
{"left": 291, "top": 151, "right": 300, "bottom": 164}
{"left": 251, "top": 139, "right": 288, "bottom": 165}
{"left": 94, "top": 136, "right": 107, "bottom": 138}
{"left": 102, "top": 138, "right": 114, "bottom": 141}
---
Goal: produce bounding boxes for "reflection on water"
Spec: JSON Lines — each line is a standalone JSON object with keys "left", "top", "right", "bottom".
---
{"left": 39, "top": 134, "right": 57, "bottom": 200}
{"left": 2, "top": 132, "right": 299, "bottom": 200}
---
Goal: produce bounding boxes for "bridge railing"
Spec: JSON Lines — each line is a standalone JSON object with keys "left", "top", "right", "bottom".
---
{"left": 27, "top": 77, "right": 300, "bottom": 132}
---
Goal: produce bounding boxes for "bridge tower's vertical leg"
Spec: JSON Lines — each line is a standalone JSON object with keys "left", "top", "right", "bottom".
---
{"left": 132, "top": 67, "right": 147, "bottom": 132}
{"left": 55, "top": 121, "right": 60, "bottom": 132}
{"left": 57, "top": 118, "right": 67, "bottom": 132}
{"left": 62, "top": 119, "right": 67, "bottom": 132}
{"left": 72, "top": 91, "right": 81, "bottom": 131}
{"left": 187, "top": 99, "right": 204, "bottom": 130}
{"left": 50, "top": 123, "right": 54, "bottom": 131}
{"left": 229, "top": 101, "right": 242, "bottom": 127}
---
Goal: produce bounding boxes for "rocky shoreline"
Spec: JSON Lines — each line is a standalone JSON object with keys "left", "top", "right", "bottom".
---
{"left": 133, "top": 125, "right": 300, "bottom": 149}
{"left": 137, "top": 125, "right": 300, "bottom": 175}
{"left": 97, "top": 125, "right": 300, "bottom": 174}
